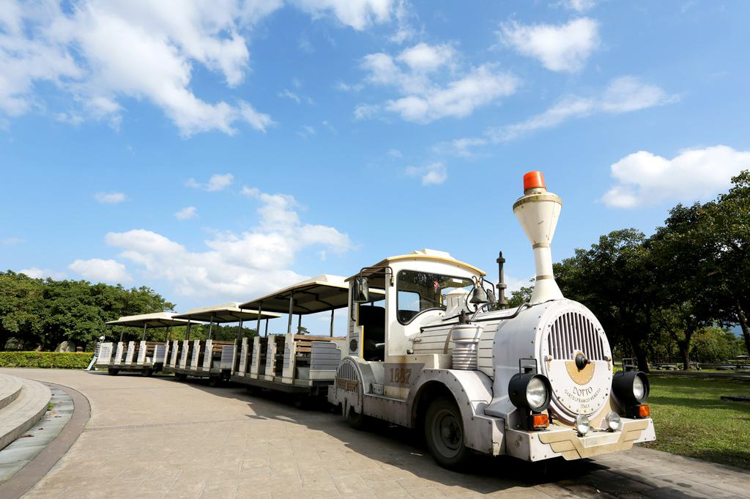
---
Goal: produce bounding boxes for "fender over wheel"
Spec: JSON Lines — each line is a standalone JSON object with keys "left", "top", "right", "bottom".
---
{"left": 424, "top": 397, "right": 471, "bottom": 469}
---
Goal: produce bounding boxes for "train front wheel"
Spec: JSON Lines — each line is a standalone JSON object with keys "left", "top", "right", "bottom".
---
{"left": 424, "top": 397, "right": 471, "bottom": 469}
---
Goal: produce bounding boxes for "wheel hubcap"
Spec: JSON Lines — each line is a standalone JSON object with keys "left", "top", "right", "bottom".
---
{"left": 433, "top": 409, "right": 462, "bottom": 457}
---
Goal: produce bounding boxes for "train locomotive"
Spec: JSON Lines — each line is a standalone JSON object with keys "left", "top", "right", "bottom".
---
{"left": 328, "top": 171, "right": 655, "bottom": 468}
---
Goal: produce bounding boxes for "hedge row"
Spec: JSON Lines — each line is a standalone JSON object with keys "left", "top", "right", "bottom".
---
{"left": 0, "top": 351, "right": 94, "bottom": 369}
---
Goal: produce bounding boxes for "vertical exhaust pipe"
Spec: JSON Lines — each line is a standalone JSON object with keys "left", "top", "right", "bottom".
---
{"left": 512, "top": 171, "right": 564, "bottom": 305}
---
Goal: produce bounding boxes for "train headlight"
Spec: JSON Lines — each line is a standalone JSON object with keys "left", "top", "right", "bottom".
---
{"left": 612, "top": 370, "right": 650, "bottom": 405}
{"left": 526, "top": 377, "right": 549, "bottom": 411}
{"left": 605, "top": 411, "right": 622, "bottom": 432}
{"left": 509, "top": 373, "right": 551, "bottom": 412}
{"left": 575, "top": 414, "right": 590, "bottom": 436}
{"left": 633, "top": 376, "right": 645, "bottom": 401}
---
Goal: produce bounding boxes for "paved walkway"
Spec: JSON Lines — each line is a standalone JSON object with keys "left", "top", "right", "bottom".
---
{"left": 1, "top": 369, "right": 748, "bottom": 499}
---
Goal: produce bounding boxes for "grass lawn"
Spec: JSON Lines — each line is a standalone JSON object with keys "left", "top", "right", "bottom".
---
{"left": 643, "top": 374, "right": 750, "bottom": 470}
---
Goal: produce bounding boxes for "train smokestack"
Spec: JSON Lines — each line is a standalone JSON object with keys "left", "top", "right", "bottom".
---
{"left": 512, "top": 171, "right": 564, "bottom": 305}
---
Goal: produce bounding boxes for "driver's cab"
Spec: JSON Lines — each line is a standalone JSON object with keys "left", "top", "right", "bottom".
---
{"left": 346, "top": 249, "right": 484, "bottom": 367}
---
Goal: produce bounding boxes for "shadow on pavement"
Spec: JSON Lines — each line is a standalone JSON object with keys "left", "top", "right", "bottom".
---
{"left": 168, "top": 377, "right": 707, "bottom": 498}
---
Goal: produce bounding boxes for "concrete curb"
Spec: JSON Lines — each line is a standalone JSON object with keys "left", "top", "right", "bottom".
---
{"left": 0, "top": 382, "right": 91, "bottom": 499}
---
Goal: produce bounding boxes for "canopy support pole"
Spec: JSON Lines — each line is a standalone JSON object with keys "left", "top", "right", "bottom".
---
{"left": 119, "top": 328, "right": 124, "bottom": 342}
{"left": 330, "top": 309, "right": 335, "bottom": 337}
{"left": 238, "top": 318, "right": 243, "bottom": 339}
{"left": 265, "top": 319, "right": 269, "bottom": 336}
{"left": 142, "top": 324, "right": 147, "bottom": 341}
{"left": 208, "top": 317, "right": 214, "bottom": 340}
{"left": 186, "top": 320, "right": 192, "bottom": 341}
{"left": 287, "top": 291, "right": 294, "bottom": 335}
{"left": 257, "top": 302, "right": 263, "bottom": 337}
{"left": 297, "top": 314, "right": 302, "bottom": 334}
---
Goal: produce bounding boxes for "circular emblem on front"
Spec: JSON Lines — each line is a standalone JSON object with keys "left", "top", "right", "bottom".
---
{"left": 349, "top": 339, "right": 358, "bottom": 352}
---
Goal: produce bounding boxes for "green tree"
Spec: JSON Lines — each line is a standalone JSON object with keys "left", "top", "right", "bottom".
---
{"left": 649, "top": 203, "right": 717, "bottom": 370}
{"left": 700, "top": 171, "right": 750, "bottom": 355}
{"left": 555, "top": 229, "right": 656, "bottom": 372}
{"left": 507, "top": 283, "right": 533, "bottom": 308}
{"left": 0, "top": 271, "right": 175, "bottom": 351}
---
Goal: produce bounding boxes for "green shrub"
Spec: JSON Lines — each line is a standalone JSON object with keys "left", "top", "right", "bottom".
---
{"left": 0, "top": 351, "right": 93, "bottom": 369}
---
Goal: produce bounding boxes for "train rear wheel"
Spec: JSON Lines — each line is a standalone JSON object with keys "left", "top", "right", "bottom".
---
{"left": 175, "top": 373, "right": 187, "bottom": 382}
{"left": 424, "top": 397, "right": 471, "bottom": 470}
{"left": 107, "top": 368, "right": 119, "bottom": 376}
{"left": 346, "top": 407, "right": 367, "bottom": 430}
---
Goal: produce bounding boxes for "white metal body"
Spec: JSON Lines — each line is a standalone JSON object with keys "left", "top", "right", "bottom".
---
{"left": 329, "top": 249, "right": 655, "bottom": 462}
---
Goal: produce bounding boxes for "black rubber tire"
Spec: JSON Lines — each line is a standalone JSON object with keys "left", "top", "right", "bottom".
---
{"left": 294, "top": 396, "right": 313, "bottom": 410}
{"left": 347, "top": 407, "right": 367, "bottom": 430}
{"left": 175, "top": 373, "right": 187, "bottom": 382}
{"left": 107, "top": 368, "right": 119, "bottom": 376}
{"left": 208, "top": 376, "right": 221, "bottom": 387}
{"left": 141, "top": 369, "right": 152, "bottom": 377}
{"left": 424, "top": 397, "right": 471, "bottom": 470}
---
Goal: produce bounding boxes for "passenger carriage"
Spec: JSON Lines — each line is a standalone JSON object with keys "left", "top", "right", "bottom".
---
{"left": 231, "top": 275, "right": 373, "bottom": 399}
{"left": 166, "top": 303, "right": 278, "bottom": 385}
{"left": 97, "top": 313, "right": 188, "bottom": 376}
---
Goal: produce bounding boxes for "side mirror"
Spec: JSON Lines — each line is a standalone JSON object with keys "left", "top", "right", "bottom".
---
{"left": 352, "top": 276, "right": 370, "bottom": 303}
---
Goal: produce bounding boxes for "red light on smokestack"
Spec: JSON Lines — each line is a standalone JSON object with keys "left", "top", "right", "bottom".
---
{"left": 523, "top": 171, "right": 546, "bottom": 192}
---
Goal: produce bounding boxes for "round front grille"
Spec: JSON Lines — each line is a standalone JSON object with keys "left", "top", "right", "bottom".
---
{"left": 541, "top": 309, "right": 612, "bottom": 423}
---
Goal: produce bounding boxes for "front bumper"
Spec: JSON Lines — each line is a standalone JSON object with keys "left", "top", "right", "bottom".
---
{"left": 505, "top": 417, "right": 655, "bottom": 462}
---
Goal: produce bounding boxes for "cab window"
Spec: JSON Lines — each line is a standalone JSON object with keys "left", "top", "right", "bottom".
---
{"left": 396, "top": 270, "right": 473, "bottom": 324}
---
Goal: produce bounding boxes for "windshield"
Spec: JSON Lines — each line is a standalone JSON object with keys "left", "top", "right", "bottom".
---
{"left": 397, "top": 270, "right": 473, "bottom": 324}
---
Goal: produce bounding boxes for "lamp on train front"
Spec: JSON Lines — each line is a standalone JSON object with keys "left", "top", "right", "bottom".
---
{"left": 612, "top": 370, "right": 651, "bottom": 418}
{"left": 508, "top": 372, "right": 552, "bottom": 430}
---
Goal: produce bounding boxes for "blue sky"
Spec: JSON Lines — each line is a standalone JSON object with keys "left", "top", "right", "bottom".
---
{"left": 2, "top": 1, "right": 749, "bottom": 332}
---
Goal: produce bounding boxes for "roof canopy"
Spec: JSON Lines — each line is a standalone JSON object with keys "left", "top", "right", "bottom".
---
{"left": 240, "top": 274, "right": 361, "bottom": 315}
{"left": 106, "top": 312, "right": 191, "bottom": 328}
{"left": 351, "top": 249, "right": 485, "bottom": 280}
{"left": 172, "top": 302, "right": 281, "bottom": 323}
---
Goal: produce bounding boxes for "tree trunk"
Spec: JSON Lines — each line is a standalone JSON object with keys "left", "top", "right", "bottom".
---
{"left": 738, "top": 303, "right": 750, "bottom": 357}
{"left": 631, "top": 340, "right": 650, "bottom": 373}
{"left": 679, "top": 341, "right": 691, "bottom": 370}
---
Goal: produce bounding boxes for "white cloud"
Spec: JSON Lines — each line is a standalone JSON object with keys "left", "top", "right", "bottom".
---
{"left": 405, "top": 162, "right": 447, "bottom": 185}
{"left": 68, "top": 258, "right": 132, "bottom": 283}
{"left": 293, "top": 0, "right": 395, "bottom": 30}
{"left": 500, "top": 18, "right": 600, "bottom": 72}
{"left": 278, "top": 89, "right": 302, "bottom": 104}
{"left": 94, "top": 191, "right": 127, "bottom": 204}
{"left": 19, "top": 267, "right": 66, "bottom": 280}
{"left": 602, "top": 145, "right": 750, "bottom": 208}
{"left": 599, "top": 76, "right": 678, "bottom": 113}
{"left": 2, "top": 237, "right": 24, "bottom": 246}
{"left": 101, "top": 188, "right": 353, "bottom": 299}
{"left": 0, "top": 0, "right": 404, "bottom": 135}
{"left": 298, "top": 125, "right": 316, "bottom": 138}
{"left": 175, "top": 206, "right": 198, "bottom": 220}
{"left": 359, "top": 43, "right": 519, "bottom": 123}
{"left": 354, "top": 103, "right": 381, "bottom": 120}
{"left": 556, "top": 0, "right": 597, "bottom": 12}
{"left": 396, "top": 42, "right": 456, "bottom": 73}
{"left": 439, "top": 76, "right": 677, "bottom": 155}
{"left": 387, "top": 148, "right": 403, "bottom": 158}
{"left": 186, "top": 173, "right": 234, "bottom": 192}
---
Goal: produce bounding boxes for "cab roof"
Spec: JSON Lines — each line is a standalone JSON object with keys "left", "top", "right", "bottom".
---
{"left": 352, "top": 249, "right": 485, "bottom": 279}
{"left": 172, "top": 303, "right": 281, "bottom": 323}
{"left": 106, "top": 312, "right": 191, "bottom": 328}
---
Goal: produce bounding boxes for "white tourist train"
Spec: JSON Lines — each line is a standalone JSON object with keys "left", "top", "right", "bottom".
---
{"left": 96, "top": 171, "right": 655, "bottom": 468}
